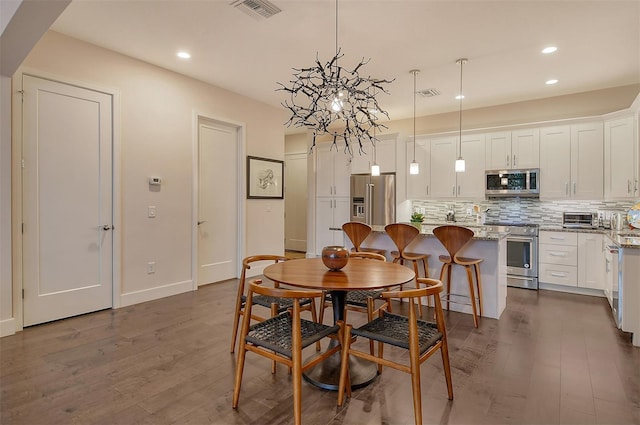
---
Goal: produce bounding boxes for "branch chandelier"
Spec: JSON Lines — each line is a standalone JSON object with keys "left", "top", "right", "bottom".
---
{"left": 277, "top": 0, "right": 394, "bottom": 156}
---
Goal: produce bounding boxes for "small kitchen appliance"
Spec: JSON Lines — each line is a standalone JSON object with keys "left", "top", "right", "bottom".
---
{"left": 562, "top": 212, "right": 598, "bottom": 229}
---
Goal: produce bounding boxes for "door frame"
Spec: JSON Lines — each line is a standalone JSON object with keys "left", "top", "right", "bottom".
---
{"left": 191, "top": 112, "right": 245, "bottom": 288}
{"left": 11, "top": 68, "right": 122, "bottom": 332}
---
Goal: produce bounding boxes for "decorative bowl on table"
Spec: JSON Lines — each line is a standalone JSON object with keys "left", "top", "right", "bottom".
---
{"left": 321, "top": 246, "right": 349, "bottom": 270}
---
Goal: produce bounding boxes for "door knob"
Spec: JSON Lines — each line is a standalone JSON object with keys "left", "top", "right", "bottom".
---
{"left": 102, "top": 224, "right": 112, "bottom": 231}
{"left": 197, "top": 220, "right": 207, "bottom": 226}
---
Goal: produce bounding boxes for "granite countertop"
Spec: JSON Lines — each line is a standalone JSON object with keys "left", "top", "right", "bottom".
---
{"left": 370, "top": 223, "right": 507, "bottom": 241}
{"left": 539, "top": 226, "right": 640, "bottom": 248}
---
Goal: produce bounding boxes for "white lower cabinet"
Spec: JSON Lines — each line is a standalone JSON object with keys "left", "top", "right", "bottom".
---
{"left": 539, "top": 231, "right": 578, "bottom": 287}
{"left": 315, "top": 197, "right": 349, "bottom": 254}
{"left": 539, "top": 231, "right": 606, "bottom": 291}
{"left": 577, "top": 233, "right": 605, "bottom": 290}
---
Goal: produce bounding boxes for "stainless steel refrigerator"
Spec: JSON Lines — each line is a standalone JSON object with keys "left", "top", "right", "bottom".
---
{"left": 350, "top": 173, "right": 396, "bottom": 226}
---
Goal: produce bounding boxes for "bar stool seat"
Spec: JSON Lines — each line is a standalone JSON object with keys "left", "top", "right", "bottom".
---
{"left": 433, "top": 225, "right": 484, "bottom": 328}
{"left": 384, "top": 223, "right": 430, "bottom": 316}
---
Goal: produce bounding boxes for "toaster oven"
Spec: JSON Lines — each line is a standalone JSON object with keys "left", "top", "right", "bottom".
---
{"left": 562, "top": 212, "right": 598, "bottom": 229}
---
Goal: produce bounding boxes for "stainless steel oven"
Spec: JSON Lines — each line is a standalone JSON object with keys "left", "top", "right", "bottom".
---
{"left": 483, "top": 223, "right": 539, "bottom": 290}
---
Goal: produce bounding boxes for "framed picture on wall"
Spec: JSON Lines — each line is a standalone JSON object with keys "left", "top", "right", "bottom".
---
{"left": 247, "top": 156, "right": 284, "bottom": 199}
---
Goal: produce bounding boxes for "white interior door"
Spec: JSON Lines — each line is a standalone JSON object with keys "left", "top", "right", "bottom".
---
{"left": 284, "top": 153, "right": 307, "bottom": 252}
{"left": 197, "top": 119, "right": 238, "bottom": 285}
{"left": 22, "top": 75, "right": 113, "bottom": 326}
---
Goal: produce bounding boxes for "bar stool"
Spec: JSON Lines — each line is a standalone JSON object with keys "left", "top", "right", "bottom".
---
{"left": 432, "top": 225, "right": 483, "bottom": 328}
{"left": 384, "top": 223, "right": 430, "bottom": 315}
{"left": 341, "top": 222, "right": 386, "bottom": 257}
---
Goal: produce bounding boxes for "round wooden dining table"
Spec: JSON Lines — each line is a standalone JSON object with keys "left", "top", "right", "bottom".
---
{"left": 263, "top": 257, "right": 415, "bottom": 390}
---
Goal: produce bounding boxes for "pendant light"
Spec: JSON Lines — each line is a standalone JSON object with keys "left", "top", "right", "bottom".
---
{"left": 409, "top": 69, "right": 420, "bottom": 175}
{"left": 455, "top": 58, "right": 467, "bottom": 173}
{"left": 371, "top": 121, "right": 380, "bottom": 176}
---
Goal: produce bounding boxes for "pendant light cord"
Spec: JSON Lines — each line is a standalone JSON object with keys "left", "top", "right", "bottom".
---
{"left": 335, "top": 0, "right": 338, "bottom": 69}
{"left": 459, "top": 60, "right": 463, "bottom": 150}
{"left": 413, "top": 70, "right": 417, "bottom": 160}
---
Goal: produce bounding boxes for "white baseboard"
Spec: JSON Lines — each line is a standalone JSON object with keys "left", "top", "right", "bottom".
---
{"left": 0, "top": 317, "right": 16, "bottom": 337}
{"left": 119, "top": 279, "right": 194, "bottom": 307}
{"left": 539, "top": 283, "right": 605, "bottom": 298}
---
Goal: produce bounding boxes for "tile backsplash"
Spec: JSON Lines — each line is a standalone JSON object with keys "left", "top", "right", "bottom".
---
{"left": 412, "top": 198, "right": 637, "bottom": 226}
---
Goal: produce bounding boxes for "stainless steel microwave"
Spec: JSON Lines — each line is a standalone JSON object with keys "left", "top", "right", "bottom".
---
{"left": 485, "top": 169, "right": 540, "bottom": 198}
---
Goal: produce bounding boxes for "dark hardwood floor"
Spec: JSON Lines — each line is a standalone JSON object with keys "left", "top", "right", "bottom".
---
{"left": 2, "top": 279, "right": 639, "bottom": 425}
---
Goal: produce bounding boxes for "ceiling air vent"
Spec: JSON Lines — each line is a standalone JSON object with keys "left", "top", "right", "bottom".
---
{"left": 231, "top": 0, "right": 282, "bottom": 19}
{"left": 417, "top": 88, "right": 441, "bottom": 98}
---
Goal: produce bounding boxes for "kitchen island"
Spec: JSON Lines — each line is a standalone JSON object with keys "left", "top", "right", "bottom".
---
{"left": 350, "top": 223, "right": 508, "bottom": 321}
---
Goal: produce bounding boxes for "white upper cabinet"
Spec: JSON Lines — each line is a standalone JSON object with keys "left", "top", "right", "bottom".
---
{"left": 571, "top": 122, "right": 604, "bottom": 199}
{"left": 604, "top": 115, "right": 639, "bottom": 199}
{"left": 485, "top": 131, "right": 512, "bottom": 170}
{"left": 485, "top": 128, "right": 539, "bottom": 170}
{"left": 457, "top": 133, "right": 486, "bottom": 199}
{"left": 540, "top": 125, "right": 571, "bottom": 198}
{"left": 511, "top": 128, "right": 540, "bottom": 169}
{"left": 350, "top": 135, "right": 397, "bottom": 175}
{"left": 406, "top": 137, "right": 430, "bottom": 199}
{"left": 429, "top": 135, "right": 457, "bottom": 198}
{"left": 315, "top": 143, "right": 351, "bottom": 197}
{"left": 540, "top": 122, "right": 603, "bottom": 199}
{"left": 430, "top": 134, "right": 485, "bottom": 199}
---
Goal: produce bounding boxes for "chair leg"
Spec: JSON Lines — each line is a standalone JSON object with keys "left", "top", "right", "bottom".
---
{"left": 411, "top": 260, "right": 423, "bottom": 318}
{"left": 232, "top": 346, "right": 247, "bottom": 409}
{"left": 318, "top": 292, "right": 329, "bottom": 324}
{"left": 439, "top": 263, "right": 451, "bottom": 311}
{"left": 367, "top": 297, "right": 375, "bottom": 355}
{"left": 292, "top": 324, "right": 302, "bottom": 425}
{"left": 230, "top": 311, "right": 241, "bottom": 353}
{"left": 408, "top": 326, "right": 422, "bottom": 425}
{"left": 421, "top": 258, "right": 432, "bottom": 307}
{"left": 440, "top": 340, "right": 454, "bottom": 400}
{"left": 474, "top": 264, "right": 483, "bottom": 317}
{"left": 309, "top": 299, "right": 321, "bottom": 351}
{"left": 465, "top": 266, "right": 479, "bottom": 328}
{"left": 338, "top": 324, "right": 353, "bottom": 407}
{"left": 271, "top": 304, "right": 279, "bottom": 373}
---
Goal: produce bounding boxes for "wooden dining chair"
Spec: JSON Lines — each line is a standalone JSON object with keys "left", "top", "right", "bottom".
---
{"left": 337, "top": 278, "right": 453, "bottom": 425}
{"left": 230, "top": 255, "right": 319, "bottom": 355}
{"left": 318, "top": 252, "right": 392, "bottom": 355}
{"left": 384, "top": 223, "right": 430, "bottom": 315}
{"left": 433, "top": 225, "right": 484, "bottom": 328}
{"left": 233, "top": 279, "right": 344, "bottom": 425}
{"left": 342, "top": 222, "right": 386, "bottom": 256}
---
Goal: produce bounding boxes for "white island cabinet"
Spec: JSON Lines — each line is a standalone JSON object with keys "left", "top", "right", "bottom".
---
{"left": 364, "top": 228, "right": 507, "bottom": 320}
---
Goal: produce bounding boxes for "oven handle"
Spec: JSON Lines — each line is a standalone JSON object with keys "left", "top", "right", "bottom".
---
{"left": 507, "top": 236, "right": 536, "bottom": 243}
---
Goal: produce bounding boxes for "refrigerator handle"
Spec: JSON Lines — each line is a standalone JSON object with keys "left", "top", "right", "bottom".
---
{"left": 365, "top": 183, "right": 374, "bottom": 225}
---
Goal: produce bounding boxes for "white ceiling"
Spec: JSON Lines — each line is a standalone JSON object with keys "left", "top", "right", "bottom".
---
{"left": 51, "top": 0, "right": 640, "bottom": 129}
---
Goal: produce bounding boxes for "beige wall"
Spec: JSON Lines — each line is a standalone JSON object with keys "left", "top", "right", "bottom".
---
{"left": 4, "top": 31, "right": 286, "bottom": 332}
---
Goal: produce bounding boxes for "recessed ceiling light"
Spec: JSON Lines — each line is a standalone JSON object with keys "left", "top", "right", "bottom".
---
{"left": 546, "top": 79, "right": 558, "bottom": 85}
{"left": 177, "top": 51, "right": 191, "bottom": 59}
{"left": 455, "top": 94, "right": 465, "bottom": 100}
{"left": 542, "top": 46, "right": 558, "bottom": 54}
